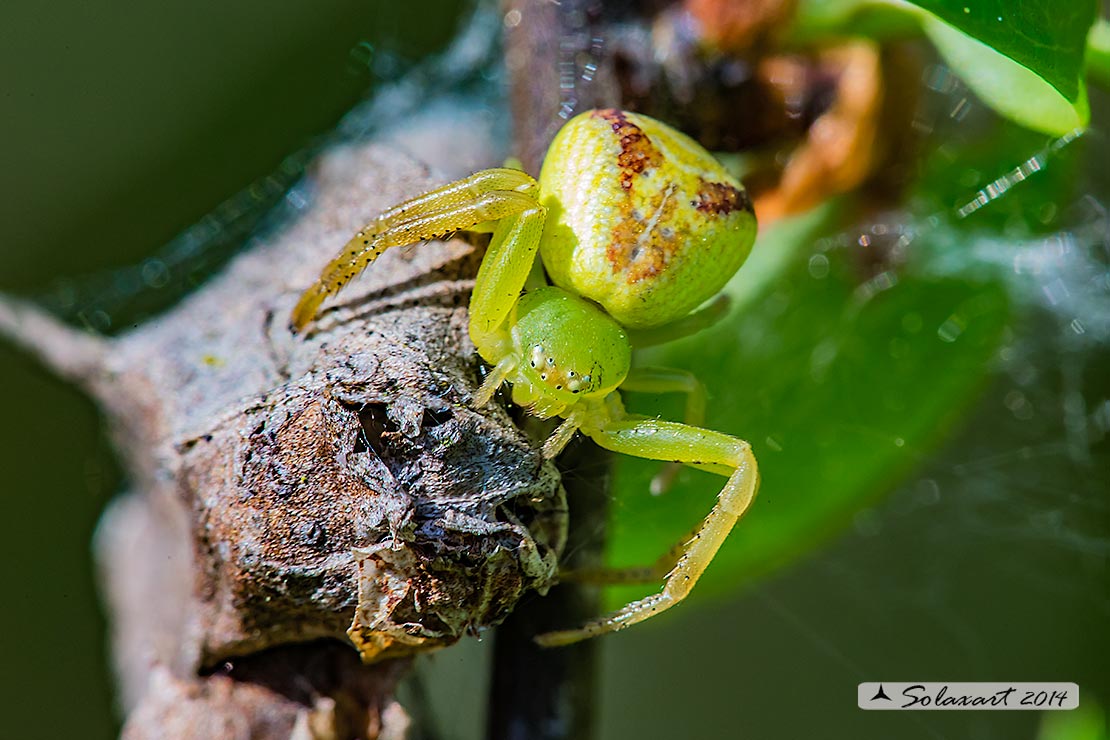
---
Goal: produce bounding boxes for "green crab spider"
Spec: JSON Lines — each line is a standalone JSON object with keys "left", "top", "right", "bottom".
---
{"left": 292, "top": 109, "right": 760, "bottom": 646}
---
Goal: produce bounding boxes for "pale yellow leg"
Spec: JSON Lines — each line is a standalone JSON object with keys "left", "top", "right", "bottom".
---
{"left": 619, "top": 367, "right": 707, "bottom": 494}
{"left": 558, "top": 521, "right": 700, "bottom": 586}
{"left": 290, "top": 168, "right": 538, "bottom": 332}
{"left": 468, "top": 206, "right": 546, "bottom": 358}
{"left": 474, "top": 356, "right": 516, "bottom": 407}
{"left": 540, "top": 409, "right": 587, "bottom": 458}
{"left": 535, "top": 418, "right": 759, "bottom": 647}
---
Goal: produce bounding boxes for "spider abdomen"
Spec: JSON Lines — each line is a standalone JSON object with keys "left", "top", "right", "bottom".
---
{"left": 537, "top": 109, "right": 757, "bottom": 329}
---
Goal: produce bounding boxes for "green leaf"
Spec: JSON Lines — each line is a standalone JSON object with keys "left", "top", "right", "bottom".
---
{"left": 790, "top": 0, "right": 1096, "bottom": 133}
{"left": 906, "top": 0, "right": 1098, "bottom": 102}
{"left": 603, "top": 216, "right": 1010, "bottom": 608}
{"left": 1088, "top": 19, "right": 1110, "bottom": 88}
{"left": 924, "top": 15, "right": 1090, "bottom": 135}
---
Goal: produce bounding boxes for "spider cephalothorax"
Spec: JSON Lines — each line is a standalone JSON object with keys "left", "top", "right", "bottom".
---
{"left": 496, "top": 286, "right": 630, "bottom": 419}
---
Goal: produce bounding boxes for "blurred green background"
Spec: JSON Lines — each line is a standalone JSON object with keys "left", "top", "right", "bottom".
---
{"left": 1, "top": 1, "right": 1107, "bottom": 739}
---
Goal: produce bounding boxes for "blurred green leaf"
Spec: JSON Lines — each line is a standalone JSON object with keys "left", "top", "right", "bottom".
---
{"left": 603, "top": 216, "right": 1010, "bottom": 608}
{"left": 1089, "top": 19, "right": 1110, "bottom": 88}
{"left": 906, "top": 0, "right": 1097, "bottom": 102}
{"left": 1039, "top": 701, "right": 1107, "bottom": 740}
{"left": 789, "top": 0, "right": 923, "bottom": 43}
{"left": 924, "top": 16, "right": 1089, "bottom": 135}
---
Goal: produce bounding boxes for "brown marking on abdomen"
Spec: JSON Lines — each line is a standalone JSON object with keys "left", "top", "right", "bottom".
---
{"left": 592, "top": 109, "right": 663, "bottom": 192}
{"left": 606, "top": 187, "right": 681, "bottom": 284}
{"left": 591, "top": 110, "right": 677, "bottom": 283}
{"left": 693, "top": 180, "right": 752, "bottom": 216}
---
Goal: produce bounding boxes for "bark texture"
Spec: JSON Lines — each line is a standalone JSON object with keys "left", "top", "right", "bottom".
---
{"left": 1, "top": 136, "right": 566, "bottom": 739}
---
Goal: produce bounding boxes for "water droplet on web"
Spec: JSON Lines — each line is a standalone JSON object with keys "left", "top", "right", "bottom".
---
{"left": 937, "top": 314, "right": 966, "bottom": 343}
{"left": 807, "top": 254, "right": 830, "bottom": 279}
{"left": 956, "top": 130, "right": 1082, "bottom": 218}
{"left": 916, "top": 479, "right": 941, "bottom": 505}
{"left": 141, "top": 259, "right": 170, "bottom": 289}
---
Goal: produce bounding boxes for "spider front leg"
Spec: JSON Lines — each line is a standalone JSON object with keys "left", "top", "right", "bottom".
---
{"left": 468, "top": 206, "right": 546, "bottom": 362}
{"left": 464, "top": 204, "right": 548, "bottom": 409}
{"left": 290, "top": 167, "right": 538, "bottom": 332}
{"left": 535, "top": 416, "right": 759, "bottom": 647}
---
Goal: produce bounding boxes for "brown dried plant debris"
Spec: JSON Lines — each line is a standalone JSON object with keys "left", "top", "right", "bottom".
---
{"left": 684, "top": 0, "right": 800, "bottom": 55}
{"left": 752, "top": 42, "right": 887, "bottom": 223}
{"left": 1, "top": 140, "right": 567, "bottom": 739}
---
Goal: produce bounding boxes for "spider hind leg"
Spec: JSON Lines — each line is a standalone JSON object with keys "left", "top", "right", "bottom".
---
{"left": 535, "top": 418, "right": 758, "bottom": 647}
